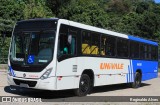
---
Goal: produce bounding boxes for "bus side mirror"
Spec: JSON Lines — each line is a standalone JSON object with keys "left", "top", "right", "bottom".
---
{"left": 68, "top": 35, "right": 72, "bottom": 44}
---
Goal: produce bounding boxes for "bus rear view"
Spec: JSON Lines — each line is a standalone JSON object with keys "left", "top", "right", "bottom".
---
{"left": 8, "top": 19, "right": 58, "bottom": 90}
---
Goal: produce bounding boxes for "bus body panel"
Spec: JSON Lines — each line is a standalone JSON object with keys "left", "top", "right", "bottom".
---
{"left": 131, "top": 60, "right": 158, "bottom": 81}
{"left": 56, "top": 76, "right": 80, "bottom": 90}
{"left": 56, "top": 57, "right": 130, "bottom": 76}
{"left": 7, "top": 75, "right": 57, "bottom": 90}
{"left": 7, "top": 57, "right": 58, "bottom": 89}
{"left": 56, "top": 57, "right": 134, "bottom": 89}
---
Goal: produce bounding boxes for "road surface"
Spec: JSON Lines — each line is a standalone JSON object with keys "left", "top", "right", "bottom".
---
{"left": 0, "top": 70, "right": 160, "bottom": 104}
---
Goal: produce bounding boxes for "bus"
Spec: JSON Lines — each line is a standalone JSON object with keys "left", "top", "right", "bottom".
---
{"left": 7, "top": 18, "right": 158, "bottom": 96}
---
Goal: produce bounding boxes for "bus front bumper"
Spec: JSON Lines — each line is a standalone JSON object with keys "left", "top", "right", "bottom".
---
{"left": 7, "top": 74, "right": 57, "bottom": 90}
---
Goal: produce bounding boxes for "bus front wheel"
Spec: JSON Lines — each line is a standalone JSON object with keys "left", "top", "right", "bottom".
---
{"left": 132, "top": 72, "right": 141, "bottom": 88}
{"left": 74, "top": 74, "right": 91, "bottom": 96}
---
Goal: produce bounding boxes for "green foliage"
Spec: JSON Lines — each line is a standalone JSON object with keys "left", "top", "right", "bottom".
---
{"left": 0, "top": 0, "right": 53, "bottom": 64}
{"left": 0, "top": 0, "right": 160, "bottom": 63}
{"left": 115, "top": 12, "right": 142, "bottom": 35}
{"left": 23, "top": 0, "right": 53, "bottom": 19}
{"left": 46, "top": 0, "right": 70, "bottom": 16}
{"left": 56, "top": 0, "right": 160, "bottom": 42}
{"left": 105, "top": 0, "right": 132, "bottom": 14}
{"left": 0, "top": 37, "right": 11, "bottom": 63}
{"left": 0, "top": 0, "right": 24, "bottom": 21}
{"left": 58, "top": 0, "right": 109, "bottom": 28}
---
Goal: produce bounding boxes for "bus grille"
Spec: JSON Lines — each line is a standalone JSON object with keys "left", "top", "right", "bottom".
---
{"left": 13, "top": 79, "right": 37, "bottom": 87}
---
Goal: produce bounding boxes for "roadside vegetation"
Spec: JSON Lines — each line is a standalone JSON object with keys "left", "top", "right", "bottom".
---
{"left": 0, "top": 0, "right": 160, "bottom": 64}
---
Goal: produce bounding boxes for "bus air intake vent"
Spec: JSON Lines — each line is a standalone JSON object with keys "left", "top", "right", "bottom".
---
{"left": 13, "top": 79, "right": 37, "bottom": 87}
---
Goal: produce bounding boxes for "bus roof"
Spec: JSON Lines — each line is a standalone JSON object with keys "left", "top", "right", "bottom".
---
{"left": 128, "top": 35, "right": 158, "bottom": 46}
{"left": 16, "top": 18, "right": 158, "bottom": 46}
{"left": 62, "top": 19, "right": 158, "bottom": 46}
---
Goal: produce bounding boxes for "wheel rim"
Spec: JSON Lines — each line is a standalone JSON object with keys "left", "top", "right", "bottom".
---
{"left": 80, "top": 78, "right": 89, "bottom": 93}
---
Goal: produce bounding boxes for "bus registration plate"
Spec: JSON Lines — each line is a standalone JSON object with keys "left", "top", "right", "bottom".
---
{"left": 20, "top": 83, "right": 29, "bottom": 88}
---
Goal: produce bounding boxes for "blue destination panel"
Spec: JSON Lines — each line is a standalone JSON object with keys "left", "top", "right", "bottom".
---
{"left": 131, "top": 60, "right": 158, "bottom": 81}
{"left": 128, "top": 35, "right": 158, "bottom": 46}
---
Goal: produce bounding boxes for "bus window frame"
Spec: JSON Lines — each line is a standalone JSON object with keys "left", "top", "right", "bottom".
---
{"left": 116, "top": 37, "right": 130, "bottom": 59}
{"left": 57, "top": 24, "right": 78, "bottom": 62}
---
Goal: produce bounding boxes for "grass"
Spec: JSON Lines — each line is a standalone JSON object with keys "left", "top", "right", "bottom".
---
{"left": 159, "top": 68, "right": 160, "bottom": 72}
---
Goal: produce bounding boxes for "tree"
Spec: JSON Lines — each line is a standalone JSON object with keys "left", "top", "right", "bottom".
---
{"left": 58, "top": 0, "right": 109, "bottom": 28}
{"left": 23, "top": 0, "right": 53, "bottom": 19}
{"left": 0, "top": 0, "right": 54, "bottom": 63}
{"left": 46, "top": 0, "right": 70, "bottom": 16}
{"left": 105, "top": 0, "right": 132, "bottom": 14}
{"left": 114, "top": 12, "right": 142, "bottom": 36}
{"left": 0, "top": 0, "right": 21, "bottom": 63}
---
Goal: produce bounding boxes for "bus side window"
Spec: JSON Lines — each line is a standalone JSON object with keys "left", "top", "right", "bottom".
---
{"left": 70, "top": 35, "right": 76, "bottom": 55}
{"left": 130, "top": 41, "right": 140, "bottom": 59}
{"left": 58, "top": 24, "right": 69, "bottom": 56}
{"left": 59, "top": 33, "right": 69, "bottom": 55}
{"left": 81, "top": 31, "right": 91, "bottom": 54}
{"left": 140, "top": 44, "right": 145, "bottom": 59}
{"left": 58, "top": 24, "right": 77, "bottom": 56}
{"left": 59, "top": 34, "right": 76, "bottom": 55}
{"left": 101, "top": 36, "right": 106, "bottom": 56}
{"left": 106, "top": 36, "right": 116, "bottom": 57}
{"left": 69, "top": 28, "right": 77, "bottom": 55}
{"left": 117, "top": 38, "right": 129, "bottom": 58}
{"left": 151, "top": 46, "right": 158, "bottom": 61}
{"left": 90, "top": 32, "right": 100, "bottom": 55}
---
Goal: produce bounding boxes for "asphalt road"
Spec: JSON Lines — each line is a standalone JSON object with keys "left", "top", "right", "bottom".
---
{"left": 0, "top": 70, "right": 160, "bottom": 103}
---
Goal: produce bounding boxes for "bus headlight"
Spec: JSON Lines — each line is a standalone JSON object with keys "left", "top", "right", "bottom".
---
{"left": 40, "top": 68, "right": 52, "bottom": 80}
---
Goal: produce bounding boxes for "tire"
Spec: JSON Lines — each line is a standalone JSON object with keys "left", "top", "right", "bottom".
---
{"left": 132, "top": 72, "right": 141, "bottom": 88}
{"left": 74, "top": 74, "right": 91, "bottom": 96}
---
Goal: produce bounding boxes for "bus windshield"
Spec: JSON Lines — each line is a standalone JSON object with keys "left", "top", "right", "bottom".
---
{"left": 10, "top": 30, "right": 55, "bottom": 65}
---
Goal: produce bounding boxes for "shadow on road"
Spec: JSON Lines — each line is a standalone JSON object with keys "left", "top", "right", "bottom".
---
{"left": 4, "top": 83, "right": 151, "bottom": 99}
{"left": 4, "top": 86, "right": 76, "bottom": 99}
{"left": 91, "top": 83, "right": 150, "bottom": 94}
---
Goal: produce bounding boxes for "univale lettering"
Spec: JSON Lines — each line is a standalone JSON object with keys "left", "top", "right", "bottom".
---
{"left": 100, "top": 63, "right": 124, "bottom": 70}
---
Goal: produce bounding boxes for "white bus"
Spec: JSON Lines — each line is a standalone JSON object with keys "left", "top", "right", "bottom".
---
{"left": 7, "top": 18, "right": 158, "bottom": 96}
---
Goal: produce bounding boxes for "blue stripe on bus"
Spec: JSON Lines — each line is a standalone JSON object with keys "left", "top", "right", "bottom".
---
{"left": 129, "top": 65, "right": 131, "bottom": 82}
{"left": 128, "top": 35, "right": 158, "bottom": 46}
{"left": 127, "top": 65, "right": 129, "bottom": 83}
{"left": 130, "top": 60, "right": 133, "bottom": 82}
{"left": 9, "top": 66, "right": 15, "bottom": 77}
{"left": 127, "top": 60, "right": 135, "bottom": 83}
{"left": 128, "top": 65, "right": 130, "bottom": 83}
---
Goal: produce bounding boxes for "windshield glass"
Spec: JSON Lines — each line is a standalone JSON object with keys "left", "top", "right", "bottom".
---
{"left": 10, "top": 30, "right": 55, "bottom": 65}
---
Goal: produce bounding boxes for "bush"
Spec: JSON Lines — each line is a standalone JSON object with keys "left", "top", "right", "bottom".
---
{"left": 0, "top": 37, "right": 10, "bottom": 64}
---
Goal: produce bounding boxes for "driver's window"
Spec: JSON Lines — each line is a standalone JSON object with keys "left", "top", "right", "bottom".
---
{"left": 59, "top": 33, "right": 70, "bottom": 55}
{"left": 58, "top": 24, "right": 77, "bottom": 56}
